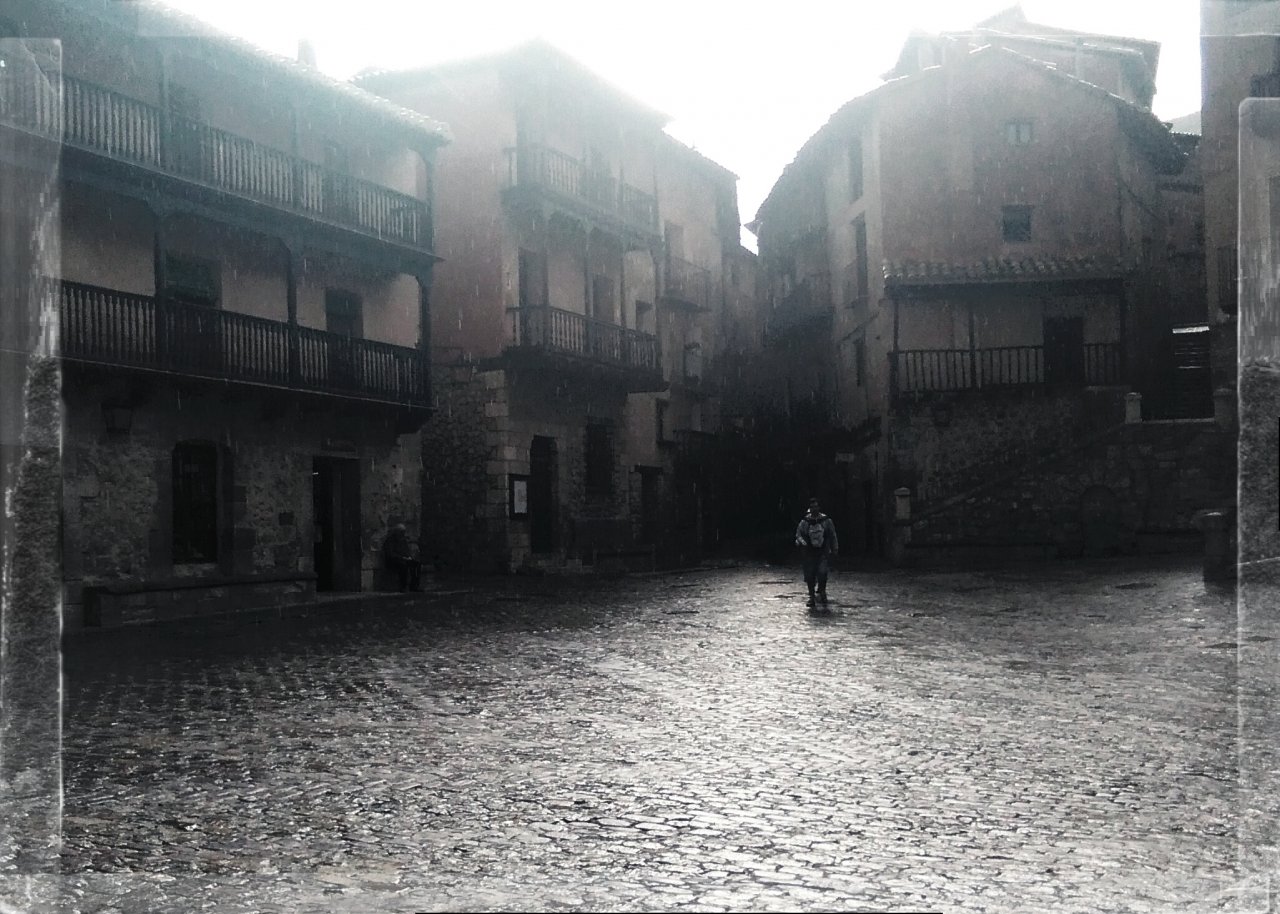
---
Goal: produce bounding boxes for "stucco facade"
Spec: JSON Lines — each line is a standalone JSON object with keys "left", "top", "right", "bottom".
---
{"left": 747, "top": 14, "right": 1199, "bottom": 555}
{"left": 359, "top": 42, "right": 748, "bottom": 570}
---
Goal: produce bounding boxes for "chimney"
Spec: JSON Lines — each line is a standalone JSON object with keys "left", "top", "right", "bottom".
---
{"left": 297, "top": 39, "right": 317, "bottom": 69}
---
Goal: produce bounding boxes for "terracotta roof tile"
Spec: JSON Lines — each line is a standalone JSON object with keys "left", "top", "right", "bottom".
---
{"left": 883, "top": 254, "right": 1128, "bottom": 286}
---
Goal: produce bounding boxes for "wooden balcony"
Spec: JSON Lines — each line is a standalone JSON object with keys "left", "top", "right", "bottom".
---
{"left": 764, "top": 272, "right": 833, "bottom": 340}
{"left": 504, "top": 306, "right": 664, "bottom": 391}
{"left": 891, "top": 342, "right": 1124, "bottom": 398}
{"left": 504, "top": 143, "right": 658, "bottom": 237}
{"left": 662, "top": 255, "right": 713, "bottom": 310}
{"left": 0, "top": 67, "right": 430, "bottom": 249}
{"left": 58, "top": 280, "right": 429, "bottom": 407}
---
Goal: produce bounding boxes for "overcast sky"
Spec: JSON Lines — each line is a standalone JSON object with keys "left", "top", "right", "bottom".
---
{"left": 162, "top": 0, "right": 1202, "bottom": 248}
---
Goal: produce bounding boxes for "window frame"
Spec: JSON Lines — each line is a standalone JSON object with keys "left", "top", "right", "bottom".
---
{"left": 1005, "top": 120, "right": 1034, "bottom": 146}
{"left": 1002, "top": 205, "right": 1033, "bottom": 243}
{"left": 172, "top": 440, "right": 220, "bottom": 565}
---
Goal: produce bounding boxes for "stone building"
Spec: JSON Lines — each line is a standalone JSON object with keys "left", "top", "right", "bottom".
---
{"left": 1201, "top": 0, "right": 1280, "bottom": 577}
{"left": 0, "top": 0, "right": 449, "bottom": 627}
{"left": 356, "top": 42, "right": 747, "bottom": 571}
{"left": 746, "top": 11, "right": 1210, "bottom": 559}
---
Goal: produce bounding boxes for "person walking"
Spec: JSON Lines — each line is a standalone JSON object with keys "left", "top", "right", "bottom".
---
{"left": 795, "top": 497, "right": 838, "bottom": 608}
{"left": 383, "top": 521, "right": 423, "bottom": 592}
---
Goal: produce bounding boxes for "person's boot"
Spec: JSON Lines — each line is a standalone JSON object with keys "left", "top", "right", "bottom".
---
{"left": 807, "top": 590, "right": 816, "bottom": 607}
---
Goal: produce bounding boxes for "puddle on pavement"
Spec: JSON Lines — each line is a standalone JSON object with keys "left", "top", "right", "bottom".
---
{"left": 1206, "top": 641, "right": 1238, "bottom": 650}
{"left": 1004, "top": 659, "right": 1035, "bottom": 670}
{"left": 1115, "top": 582, "right": 1157, "bottom": 590}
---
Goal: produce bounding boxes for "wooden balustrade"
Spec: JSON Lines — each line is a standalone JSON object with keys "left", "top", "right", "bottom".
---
{"left": 0, "top": 67, "right": 429, "bottom": 247}
{"left": 893, "top": 342, "right": 1124, "bottom": 396}
{"left": 507, "top": 306, "right": 658, "bottom": 373}
{"left": 506, "top": 144, "right": 658, "bottom": 234}
{"left": 58, "top": 280, "right": 427, "bottom": 405}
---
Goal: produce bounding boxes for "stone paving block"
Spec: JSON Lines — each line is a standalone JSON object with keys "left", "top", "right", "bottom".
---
{"left": 56, "top": 558, "right": 1248, "bottom": 913}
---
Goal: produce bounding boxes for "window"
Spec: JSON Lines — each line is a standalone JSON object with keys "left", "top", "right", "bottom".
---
{"left": 173, "top": 441, "right": 219, "bottom": 564}
{"left": 585, "top": 421, "right": 614, "bottom": 499}
{"left": 854, "top": 338, "right": 866, "bottom": 388}
{"left": 853, "top": 216, "right": 869, "bottom": 303}
{"left": 848, "top": 136, "right": 863, "bottom": 202}
{"left": 1002, "top": 205, "right": 1033, "bottom": 243}
{"left": 664, "top": 221, "right": 685, "bottom": 259}
{"left": 655, "top": 399, "right": 669, "bottom": 443}
{"left": 1005, "top": 120, "right": 1034, "bottom": 145}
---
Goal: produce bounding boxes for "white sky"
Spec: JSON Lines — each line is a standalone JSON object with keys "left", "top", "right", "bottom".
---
{"left": 160, "top": 0, "right": 1202, "bottom": 247}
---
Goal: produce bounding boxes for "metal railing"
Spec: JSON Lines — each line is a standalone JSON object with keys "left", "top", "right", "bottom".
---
{"left": 505, "top": 143, "right": 658, "bottom": 234}
{"left": 58, "top": 280, "right": 428, "bottom": 405}
{"left": 506, "top": 305, "right": 659, "bottom": 373}
{"left": 0, "top": 65, "right": 430, "bottom": 247}
{"left": 893, "top": 342, "right": 1123, "bottom": 395}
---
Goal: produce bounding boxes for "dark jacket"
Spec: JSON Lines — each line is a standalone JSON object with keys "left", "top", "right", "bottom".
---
{"left": 795, "top": 512, "right": 838, "bottom": 555}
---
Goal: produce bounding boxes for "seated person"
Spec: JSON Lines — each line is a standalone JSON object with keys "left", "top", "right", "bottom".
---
{"left": 383, "top": 521, "right": 422, "bottom": 592}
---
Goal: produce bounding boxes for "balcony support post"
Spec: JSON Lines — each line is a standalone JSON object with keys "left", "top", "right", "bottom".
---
{"left": 890, "top": 288, "right": 901, "bottom": 400}
{"left": 1118, "top": 284, "right": 1129, "bottom": 384}
{"left": 156, "top": 48, "right": 171, "bottom": 170}
{"left": 285, "top": 242, "right": 300, "bottom": 385}
{"left": 417, "top": 271, "right": 432, "bottom": 403}
{"left": 152, "top": 203, "right": 169, "bottom": 369}
{"left": 289, "top": 102, "right": 303, "bottom": 209}
{"left": 967, "top": 295, "right": 978, "bottom": 390}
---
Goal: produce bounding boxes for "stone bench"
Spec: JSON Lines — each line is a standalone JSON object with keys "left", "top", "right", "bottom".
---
{"left": 83, "top": 570, "right": 317, "bottom": 628}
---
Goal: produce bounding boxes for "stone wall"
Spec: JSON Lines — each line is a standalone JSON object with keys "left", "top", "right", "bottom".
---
{"left": 420, "top": 363, "right": 504, "bottom": 572}
{"left": 905, "top": 418, "right": 1235, "bottom": 558}
{"left": 888, "top": 387, "right": 1127, "bottom": 506}
{"left": 61, "top": 377, "right": 423, "bottom": 626}
{"left": 421, "top": 363, "right": 637, "bottom": 572}
{"left": 1239, "top": 362, "right": 1279, "bottom": 575}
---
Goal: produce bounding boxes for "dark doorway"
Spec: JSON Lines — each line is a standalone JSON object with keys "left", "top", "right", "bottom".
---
{"left": 324, "top": 290, "right": 362, "bottom": 391}
{"left": 1043, "top": 316, "right": 1085, "bottom": 388}
{"left": 862, "top": 479, "right": 876, "bottom": 555}
{"left": 1166, "top": 324, "right": 1212, "bottom": 418}
{"left": 529, "top": 436, "right": 557, "bottom": 554}
{"left": 163, "top": 253, "right": 221, "bottom": 374}
{"left": 323, "top": 142, "right": 355, "bottom": 222}
{"left": 167, "top": 85, "right": 205, "bottom": 178}
{"left": 312, "top": 456, "right": 362, "bottom": 591}
{"left": 518, "top": 248, "right": 547, "bottom": 308}
{"left": 638, "top": 469, "right": 660, "bottom": 546}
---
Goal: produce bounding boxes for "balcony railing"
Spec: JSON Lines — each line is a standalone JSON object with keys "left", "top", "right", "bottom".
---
{"left": 505, "top": 143, "right": 658, "bottom": 235}
{"left": 58, "top": 280, "right": 428, "bottom": 405}
{"left": 892, "top": 342, "right": 1123, "bottom": 396}
{"left": 663, "top": 255, "right": 713, "bottom": 309}
{"left": 0, "top": 65, "right": 430, "bottom": 248}
{"left": 506, "top": 306, "right": 658, "bottom": 373}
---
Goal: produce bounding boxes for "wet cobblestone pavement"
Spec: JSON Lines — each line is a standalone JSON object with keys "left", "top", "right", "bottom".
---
{"left": 30, "top": 558, "right": 1258, "bottom": 910}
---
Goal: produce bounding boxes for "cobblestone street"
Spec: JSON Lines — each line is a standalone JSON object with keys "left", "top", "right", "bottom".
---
{"left": 38, "top": 557, "right": 1251, "bottom": 912}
